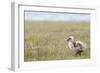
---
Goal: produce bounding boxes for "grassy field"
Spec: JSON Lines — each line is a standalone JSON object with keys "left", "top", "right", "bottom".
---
{"left": 24, "top": 21, "right": 90, "bottom": 62}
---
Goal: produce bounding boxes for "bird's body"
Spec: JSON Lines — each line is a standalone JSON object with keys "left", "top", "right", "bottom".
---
{"left": 66, "top": 36, "right": 86, "bottom": 55}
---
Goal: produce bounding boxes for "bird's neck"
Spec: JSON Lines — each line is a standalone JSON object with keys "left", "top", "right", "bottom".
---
{"left": 68, "top": 41, "right": 75, "bottom": 49}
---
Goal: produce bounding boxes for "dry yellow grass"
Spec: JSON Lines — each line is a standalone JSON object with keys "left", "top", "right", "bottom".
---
{"left": 24, "top": 21, "right": 90, "bottom": 61}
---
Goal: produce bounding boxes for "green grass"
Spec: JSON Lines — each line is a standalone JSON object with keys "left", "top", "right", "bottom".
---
{"left": 24, "top": 21, "right": 90, "bottom": 62}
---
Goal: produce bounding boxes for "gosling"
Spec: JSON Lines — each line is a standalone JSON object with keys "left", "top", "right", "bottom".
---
{"left": 66, "top": 36, "right": 86, "bottom": 56}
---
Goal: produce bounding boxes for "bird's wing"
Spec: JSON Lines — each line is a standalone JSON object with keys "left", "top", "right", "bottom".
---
{"left": 75, "top": 41, "right": 87, "bottom": 50}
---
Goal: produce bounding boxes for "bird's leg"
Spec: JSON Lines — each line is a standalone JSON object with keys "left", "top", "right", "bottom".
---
{"left": 75, "top": 50, "right": 82, "bottom": 56}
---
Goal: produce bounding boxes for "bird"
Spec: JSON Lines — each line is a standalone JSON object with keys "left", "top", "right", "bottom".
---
{"left": 66, "top": 36, "right": 86, "bottom": 56}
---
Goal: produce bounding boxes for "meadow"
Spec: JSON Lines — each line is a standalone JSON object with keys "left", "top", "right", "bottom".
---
{"left": 24, "top": 21, "right": 90, "bottom": 62}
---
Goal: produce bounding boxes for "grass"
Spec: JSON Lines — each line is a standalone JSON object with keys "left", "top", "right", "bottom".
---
{"left": 24, "top": 21, "right": 90, "bottom": 62}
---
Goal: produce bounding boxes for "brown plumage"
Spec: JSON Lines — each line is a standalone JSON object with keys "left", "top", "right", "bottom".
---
{"left": 66, "top": 36, "right": 86, "bottom": 56}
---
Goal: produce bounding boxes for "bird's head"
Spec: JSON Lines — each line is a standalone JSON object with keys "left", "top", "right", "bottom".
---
{"left": 66, "top": 36, "right": 74, "bottom": 42}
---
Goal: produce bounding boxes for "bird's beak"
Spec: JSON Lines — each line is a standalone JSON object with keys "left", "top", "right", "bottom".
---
{"left": 67, "top": 38, "right": 71, "bottom": 41}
